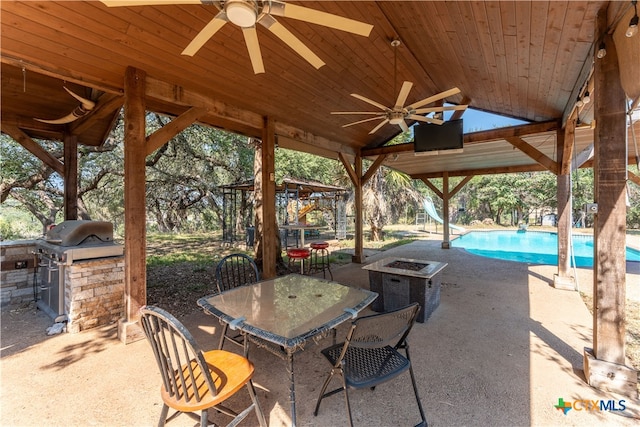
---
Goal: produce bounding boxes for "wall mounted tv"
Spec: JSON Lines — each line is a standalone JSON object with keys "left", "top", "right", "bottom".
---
{"left": 414, "top": 119, "right": 464, "bottom": 154}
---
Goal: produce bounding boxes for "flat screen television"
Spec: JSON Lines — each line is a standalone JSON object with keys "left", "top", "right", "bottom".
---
{"left": 414, "top": 119, "right": 464, "bottom": 153}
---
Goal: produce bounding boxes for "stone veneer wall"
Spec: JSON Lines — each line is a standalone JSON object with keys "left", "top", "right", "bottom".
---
{"left": 0, "top": 240, "right": 37, "bottom": 307}
{"left": 65, "top": 256, "right": 125, "bottom": 333}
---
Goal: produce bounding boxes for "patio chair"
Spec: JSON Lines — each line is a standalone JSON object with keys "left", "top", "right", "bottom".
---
{"left": 215, "top": 253, "right": 260, "bottom": 350}
{"left": 139, "top": 306, "right": 267, "bottom": 427}
{"left": 313, "top": 302, "right": 427, "bottom": 427}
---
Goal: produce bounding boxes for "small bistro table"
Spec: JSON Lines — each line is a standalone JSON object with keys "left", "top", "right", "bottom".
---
{"left": 362, "top": 257, "right": 447, "bottom": 323}
{"left": 197, "top": 274, "right": 378, "bottom": 427}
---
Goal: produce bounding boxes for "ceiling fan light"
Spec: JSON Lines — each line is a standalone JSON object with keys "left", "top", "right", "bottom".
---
{"left": 226, "top": 0, "right": 257, "bottom": 28}
{"left": 596, "top": 42, "right": 606, "bottom": 58}
{"left": 389, "top": 111, "right": 404, "bottom": 125}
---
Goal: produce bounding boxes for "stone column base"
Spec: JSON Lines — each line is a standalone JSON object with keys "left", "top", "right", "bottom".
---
{"left": 441, "top": 241, "right": 450, "bottom": 249}
{"left": 553, "top": 274, "right": 576, "bottom": 291}
{"left": 583, "top": 347, "right": 638, "bottom": 398}
{"left": 118, "top": 318, "right": 145, "bottom": 345}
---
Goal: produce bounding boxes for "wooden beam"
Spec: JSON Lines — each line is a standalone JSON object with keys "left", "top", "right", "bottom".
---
{"left": 353, "top": 153, "right": 364, "bottom": 263}
{"left": 1, "top": 123, "right": 64, "bottom": 175}
{"left": 412, "top": 163, "right": 548, "bottom": 180}
{"left": 419, "top": 178, "right": 443, "bottom": 199}
{"left": 119, "top": 66, "right": 146, "bottom": 345}
{"left": 69, "top": 93, "right": 123, "bottom": 135}
{"left": 505, "top": 136, "right": 559, "bottom": 174}
{"left": 584, "top": 8, "right": 637, "bottom": 398}
{"left": 629, "top": 171, "right": 640, "bottom": 187}
{"left": 63, "top": 134, "right": 78, "bottom": 220}
{"left": 450, "top": 96, "right": 471, "bottom": 121}
{"left": 442, "top": 172, "right": 450, "bottom": 248}
{"left": 450, "top": 175, "right": 474, "bottom": 198}
{"left": 145, "top": 107, "right": 208, "bottom": 155}
{"left": 339, "top": 152, "right": 358, "bottom": 187}
{"left": 362, "top": 120, "right": 560, "bottom": 157}
{"left": 362, "top": 154, "right": 388, "bottom": 185}
{"left": 261, "top": 116, "right": 277, "bottom": 279}
{"left": 275, "top": 122, "right": 356, "bottom": 157}
{"left": 559, "top": 112, "right": 576, "bottom": 175}
{"left": 463, "top": 120, "right": 559, "bottom": 144}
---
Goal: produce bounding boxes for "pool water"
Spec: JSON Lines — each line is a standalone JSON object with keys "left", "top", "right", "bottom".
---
{"left": 451, "top": 230, "right": 640, "bottom": 267}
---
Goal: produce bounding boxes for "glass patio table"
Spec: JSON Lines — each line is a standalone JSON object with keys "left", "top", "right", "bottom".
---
{"left": 197, "top": 273, "right": 378, "bottom": 427}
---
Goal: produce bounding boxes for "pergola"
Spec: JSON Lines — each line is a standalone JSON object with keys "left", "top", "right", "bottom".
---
{"left": 1, "top": 1, "right": 638, "bottom": 396}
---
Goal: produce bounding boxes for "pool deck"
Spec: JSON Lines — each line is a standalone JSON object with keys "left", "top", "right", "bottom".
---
{"left": 1, "top": 234, "right": 639, "bottom": 426}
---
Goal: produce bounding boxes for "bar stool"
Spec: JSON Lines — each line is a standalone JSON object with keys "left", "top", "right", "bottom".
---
{"left": 287, "top": 247, "right": 310, "bottom": 274}
{"left": 308, "top": 241, "right": 332, "bottom": 280}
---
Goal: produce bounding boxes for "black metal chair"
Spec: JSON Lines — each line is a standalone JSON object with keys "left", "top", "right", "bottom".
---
{"left": 215, "top": 253, "right": 260, "bottom": 350}
{"left": 139, "top": 306, "right": 267, "bottom": 427}
{"left": 313, "top": 302, "right": 427, "bottom": 427}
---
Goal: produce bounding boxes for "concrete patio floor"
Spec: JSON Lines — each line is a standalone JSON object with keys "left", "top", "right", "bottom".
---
{"left": 1, "top": 236, "right": 639, "bottom": 426}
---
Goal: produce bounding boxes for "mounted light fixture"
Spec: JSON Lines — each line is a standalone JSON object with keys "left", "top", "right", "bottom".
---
{"left": 597, "top": 41, "right": 607, "bottom": 58}
{"left": 225, "top": 0, "right": 258, "bottom": 28}
{"left": 627, "top": 0, "right": 639, "bottom": 37}
{"left": 582, "top": 91, "right": 591, "bottom": 104}
{"left": 576, "top": 96, "right": 584, "bottom": 108}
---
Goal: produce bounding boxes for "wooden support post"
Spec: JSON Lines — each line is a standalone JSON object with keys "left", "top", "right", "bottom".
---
{"left": 554, "top": 126, "right": 575, "bottom": 290}
{"left": 261, "top": 117, "right": 276, "bottom": 279}
{"left": 353, "top": 154, "right": 364, "bottom": 263}
{"left": 583, "top": 9, "right": 637, "bottom": 398}
{"left": 63, "top": 134, "right": 78, "bottom": 220}
{"left": 118, "top": 66, "right": 146, "bottom": 344}
{"left": 441, "top": 172, "right": 450, "bottom": 249}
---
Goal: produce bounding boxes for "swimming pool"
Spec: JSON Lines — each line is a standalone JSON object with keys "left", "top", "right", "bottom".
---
{"left": 451, "top": 230, "right": 640, "bottom": 267}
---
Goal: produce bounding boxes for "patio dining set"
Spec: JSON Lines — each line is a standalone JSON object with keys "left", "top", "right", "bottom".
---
{"left": 139, "top": 252, "right": 431, "bottom": 427}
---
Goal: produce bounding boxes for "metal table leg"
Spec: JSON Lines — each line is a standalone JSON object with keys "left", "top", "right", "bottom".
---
{"left": 287, "top": 351, "right": 297, "bottom": 426}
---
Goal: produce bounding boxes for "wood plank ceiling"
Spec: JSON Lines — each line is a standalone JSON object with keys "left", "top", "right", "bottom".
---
{"left": 1, "top": 1, "right": 637, "bottom": 179}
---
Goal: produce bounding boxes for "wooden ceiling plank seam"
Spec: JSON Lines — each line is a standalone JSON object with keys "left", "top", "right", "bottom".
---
{"left": 485, "top": 1, "right": 511, "bottom": 115}
{"left": 547, "top": 4, "right": 591, "bottom": 119}
{"left": 469, "top": 2, "right": 501, "bottom": 115}
{"left": 515, "top": 1, "right": 532, "bottom": 118}
{"left": 535, "top": 1, "right": 568, "bottom": 120}
{"left": 527, "top": 1, "right": 548, "bottom": 119}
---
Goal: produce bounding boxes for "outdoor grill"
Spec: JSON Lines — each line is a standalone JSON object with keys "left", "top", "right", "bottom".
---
{"left": 36, "top": 220, "right": 124, "bottom": 322}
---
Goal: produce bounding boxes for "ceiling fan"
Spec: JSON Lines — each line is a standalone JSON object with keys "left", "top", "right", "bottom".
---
{"left": 100, "top": 1, "right": 373, "bottom": 74}
{"left": 332, "top": 40, "right": 468, "bottom": 134}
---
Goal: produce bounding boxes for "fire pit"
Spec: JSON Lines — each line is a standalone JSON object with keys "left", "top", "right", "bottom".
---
{"left": 362, "top": 257, "right": 447, "bottom": 323}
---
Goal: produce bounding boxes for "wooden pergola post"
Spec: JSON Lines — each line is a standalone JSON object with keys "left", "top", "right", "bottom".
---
{"left": 441, "top": 172, "right": 450, "bottom": 249}
{"left": 63, "top": 134, "right": 78, "bottom": 220}
{"left": 260, "top": 117, "right": 277, "bottom": 279}
{"left": 554, "top": 121, "right": 576, "bottom": 290}
{"left": 118, "top": 66, "right": 147, "bottom": 344}
{"left": 583, "top": 9, "right": 637, "bottom": 397}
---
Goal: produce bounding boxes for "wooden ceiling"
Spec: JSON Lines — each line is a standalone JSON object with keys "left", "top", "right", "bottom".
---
{"left": 1, "top": 1, "right": 638, "bottom": 179}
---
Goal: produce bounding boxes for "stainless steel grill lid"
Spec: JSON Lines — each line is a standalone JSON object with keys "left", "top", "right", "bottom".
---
{"left": 46, "top": 220, "right": 114, "bottom": 246}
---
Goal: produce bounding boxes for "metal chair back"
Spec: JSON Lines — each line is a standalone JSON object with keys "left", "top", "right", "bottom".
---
{"left": 215, "top": 253, "right": 260, "bottom": 294}
{"left": 314, "top": 303, "right": 427, "bottom": 427}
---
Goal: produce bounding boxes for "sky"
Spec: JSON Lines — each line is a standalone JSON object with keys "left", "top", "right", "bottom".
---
{"left": 443, "top": 106, "right": 529, "bottom": 133}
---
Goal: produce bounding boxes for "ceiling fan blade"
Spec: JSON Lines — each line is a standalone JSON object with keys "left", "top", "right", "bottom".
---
{"left": 408, "top": 114, "right": 445, "bottom": 125}
{"left": 406, "top": 87, "right": 461, "bottom": 110}
{"left": 100, "top": 0, "right": 205, "bottom": 6}
{"left": 331, "top": 111, "right": 384, "bottom": 115}
{"left": 351, "top": 93, "right": 388, "bottom": 111}
{"left": 266, "top": 1, "right": 373, "bottom": 37}
{"left": 182, "top": 12, "right": 228, "bottom": 56}
{"left": 399, "top": 120, "right": 409, "bottom": 132}
{"left": 341, "top": 115, "right": 387, "bottom": 128}
{"left": 414, "top": 104, "right": 468, "bottom": 114}
{"left": 259, "top": 15, "right": 324, "bottom": 69}
{"left": 242, "top": 26, "right": 265, "bottom": 74}
{"left": 394, "top": 81, "right": 413, "bottom": 110}
{"left": 369, "top": 118, "right": 390, "bottom": 134}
